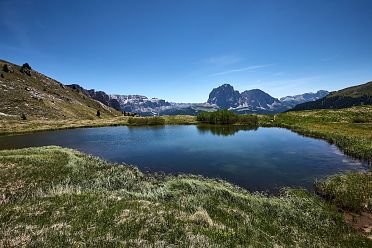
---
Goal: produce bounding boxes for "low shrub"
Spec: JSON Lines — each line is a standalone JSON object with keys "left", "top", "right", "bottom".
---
{"left": 197, "top": 110, "right": 238, "bottom": 124}
{"left": 20, "top": 63, "right": 32, "bottom": 76}
{"left": 352, "top": 117, "right": 368, "bottom": 123}
{"left": 238, "top": 114, "right": 258, "bottom": 126}
{"left": 197, "top": 110, "right": 258, "bottom": 126}
{"left": 316, "top": 172, "right": 372, "bottom": 212}
{"left": 2, "top": 64, "right": 9, "bottom": 73}
{"left": 128, "top": 116, "right": 165, "bottom": 126}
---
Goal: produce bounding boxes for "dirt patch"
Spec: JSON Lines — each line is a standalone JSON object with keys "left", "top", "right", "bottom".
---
{"left": 344, "top": 211, "right": 372, "bottom": 239}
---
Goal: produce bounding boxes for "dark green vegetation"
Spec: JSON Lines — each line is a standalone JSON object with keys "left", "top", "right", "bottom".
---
{"left": 0, "top": 60, "right": 120, "bottom": 120}
{"left": 292, "top": 81, "right": 372, "bottom": 111}
{"left": 0, "top": 146, "right": 370, "bottom": 247}
{"left": 128, "top": 116, "right": 166, "bottom": 126}
{"left": 197, "top": 110, "right": 258, "bottom": 126}
{"left": 316, "top": 172, "right": 371, "bottom": 213}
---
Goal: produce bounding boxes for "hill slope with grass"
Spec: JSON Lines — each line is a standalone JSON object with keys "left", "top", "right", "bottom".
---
{"left": 291, "top": 81, "right": 372, "bottom": 111}
{"left": 0, "top": 60, "right": 120, "bottom": 120}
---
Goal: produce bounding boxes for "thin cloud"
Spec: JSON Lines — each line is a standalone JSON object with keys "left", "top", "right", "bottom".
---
{"left": 246, "top": 76, "right": 322, "bottom": 98}
{"left": 208, "top": 64, "right": 274, "bottom": 77}
{"left": 204, "top": 55, "right": 241, "bottom": 66}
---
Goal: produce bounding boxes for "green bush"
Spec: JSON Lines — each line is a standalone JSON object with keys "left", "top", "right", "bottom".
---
{"left": 197, "top": 110, "right": 238, "bottom": 124}
{"left": 128, "top": 116, "right": 165, "bottom": 126}
{"left": 316, "top": 172, "right": 372, "bottom": 212}
{"left": 2, "top": 64, "right": 9, "bottom": 73}
{"left": 197, "top": 110, "right": 258, "bottom": 126}
{"left": 238, "top": 114, "right": 258, "bottom": 126}
{"left": 20, "top": 63, "right": 32, "bottom": 76}
{"left": 22, "top": 63, "right": 31, "bottom": 70}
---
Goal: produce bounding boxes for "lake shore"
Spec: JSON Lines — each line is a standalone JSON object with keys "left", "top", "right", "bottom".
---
{"left": 1, "top": 146, "right": 370, "bottom": 247}
{"left": 1, "top": 106, "right": 371, "bottom": 245}
{"left": 0, "top": 115, "right": 198, "bottom": 136}
{"left": 258, "top": 105, "right": 372, "bottom": 162}
{"left": 1, "top": 106, "right": 371, "bottom": 164}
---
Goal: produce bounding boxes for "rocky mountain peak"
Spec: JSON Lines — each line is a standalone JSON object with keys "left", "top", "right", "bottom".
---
{"left": 206, "top": 83, "right": 328, "bottom": 114}
{"left": 66, "top": 84, "right": 122, "bottom": 111}
{"left": 207, "top": 84, "right": 240, "bottom": 109}
{"left": 239, "top": 89, "right": 280, "bottom": 108}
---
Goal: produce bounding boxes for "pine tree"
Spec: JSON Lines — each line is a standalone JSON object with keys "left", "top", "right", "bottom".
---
{"left": 2, "top": 64, "right": 9, "bottom": 73}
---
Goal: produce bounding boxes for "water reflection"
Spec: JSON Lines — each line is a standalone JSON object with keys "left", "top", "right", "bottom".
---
{"left": 0, "top": 126, "right": 368, "bottom": 193}
{"left": 197, "top": 124, "right": 258, "bottom": 136}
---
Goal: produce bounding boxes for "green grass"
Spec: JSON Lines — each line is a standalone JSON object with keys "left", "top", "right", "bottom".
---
{"left": 128, "top": 116, "right": 166, "bottom": 125}
{"left": 315, "top": 172, "right": 372, "bottom": 213}
{"left": 258, "top": 105, "right": 372, "bottom": 161}
{"left": 0, "top": 146, "right": 370, "bottom": 247}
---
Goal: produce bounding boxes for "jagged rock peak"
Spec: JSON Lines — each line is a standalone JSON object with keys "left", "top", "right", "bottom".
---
{"left": 207, "top": 84, "right": 240, "bottom": 109}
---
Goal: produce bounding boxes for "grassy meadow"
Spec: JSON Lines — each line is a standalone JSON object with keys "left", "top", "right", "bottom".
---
{"left": 0, "top": 146, "right": 370, "bottom": 247}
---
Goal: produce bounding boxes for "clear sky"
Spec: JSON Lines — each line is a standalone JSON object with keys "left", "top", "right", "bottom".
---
{"left": 1, "top": 0, "right": 372, "bottom": 102}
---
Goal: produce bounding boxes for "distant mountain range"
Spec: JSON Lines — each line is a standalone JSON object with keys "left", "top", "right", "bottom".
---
{"left": 291, "top": 81, "right": 372, "bottom": 111}
{"left": 66, "top": 83, "right": 329, "bottom": 115}
{"left": 66, "top": 84, "right": 216, "bottom": 116}
{"left": 206, "top": 84, "right": 329, "bottom": 114}
{"left": 4, "top": 59, "right": 370, "bottom": 119}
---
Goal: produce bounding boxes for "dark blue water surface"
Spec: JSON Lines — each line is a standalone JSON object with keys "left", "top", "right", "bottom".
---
{"left": 0, "top": 125, "right": 368, "bottom": 192}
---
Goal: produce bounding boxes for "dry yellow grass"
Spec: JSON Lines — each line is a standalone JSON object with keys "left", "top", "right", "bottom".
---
{"left": 0, "top": 115, "right": 197, "bottom": 135}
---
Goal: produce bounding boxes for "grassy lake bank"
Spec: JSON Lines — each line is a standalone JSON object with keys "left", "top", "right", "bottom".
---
{"left": 0, "top": 106, "right": 371, "bottom": 246}
{"left": 0, "top": 115, "right": 198, "bottom": 136}
{"left": 0, "top": 146, "right": 370, "bottom": 247}
{"left": 258, "top": 105, "right": 372, "bottom": 162}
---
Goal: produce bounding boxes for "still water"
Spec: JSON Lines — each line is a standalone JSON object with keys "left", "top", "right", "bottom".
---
{"left": 0, "top": 125, "right": 368, "bottom": 192}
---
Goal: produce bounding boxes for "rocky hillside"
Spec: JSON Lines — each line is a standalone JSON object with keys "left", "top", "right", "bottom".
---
{"left": 66, "top": 84, "right": 122, "bottom": 111}
{"left": 291, "top": 81, "right": 372, "bottom": 111}
{"left": 207, "top": 84, "right": 328, "bottom": 114}
{"left": 0, "top": 60, "right": 120, "bottom": 120}
{"left": 66, "top": 83, "right": 173, "bottom": 116}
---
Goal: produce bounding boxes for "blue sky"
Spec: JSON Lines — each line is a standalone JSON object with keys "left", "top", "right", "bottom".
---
{"left": 1, "top": 0, "right": 372, "bottom": 102}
